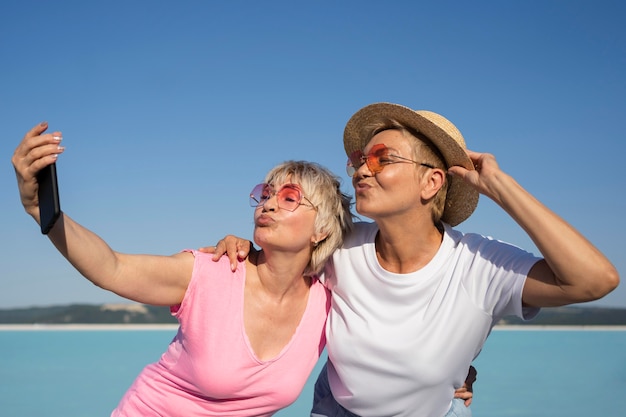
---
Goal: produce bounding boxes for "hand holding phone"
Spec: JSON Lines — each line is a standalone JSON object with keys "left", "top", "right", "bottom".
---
{"left": 37, "top": 163, "right": 61, "bottom": 234}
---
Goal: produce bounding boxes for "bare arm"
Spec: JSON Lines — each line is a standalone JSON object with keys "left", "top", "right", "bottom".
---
{"left": 13, "top": 122, "right": 193, "bottom": 306}
{"left": 449, "top": 150, "right": 619, "bottom": 307}
{"left": 47, "top": 213, "right": 192, "bottom": 305}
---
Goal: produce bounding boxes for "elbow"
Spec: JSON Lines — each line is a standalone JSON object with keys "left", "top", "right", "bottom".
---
{"left": 583, "top": 266, "right": 620, "bottom": 302}
{"left": 603, "top": 267, "right": 620, "bottom": 296}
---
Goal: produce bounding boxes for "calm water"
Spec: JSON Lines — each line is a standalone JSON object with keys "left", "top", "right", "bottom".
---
{"left": 1, "top": 328, "right": 625, "bottom": 416}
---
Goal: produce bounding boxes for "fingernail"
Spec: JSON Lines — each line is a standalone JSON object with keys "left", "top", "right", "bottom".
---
{"left": 40, "top": 121, "right": 48, "bottom": 126}
{"left": 53, "top": 135, "right": 62, "bottom": 141}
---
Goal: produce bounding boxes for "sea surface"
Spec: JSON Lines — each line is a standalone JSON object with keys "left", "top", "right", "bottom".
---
{"left": 1, "top": 326, "right": 625, "bottom": 417}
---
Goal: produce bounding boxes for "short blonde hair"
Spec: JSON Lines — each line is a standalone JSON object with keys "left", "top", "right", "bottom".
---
{"left": 264, "top": 161, "right": 354, "bottom": 276}
{"left": 364, "top": 118, "right": 449, "bottom": 224}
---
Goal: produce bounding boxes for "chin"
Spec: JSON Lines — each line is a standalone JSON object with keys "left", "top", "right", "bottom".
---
{"left": 355, "top": 201, "right": 373, "bottom": 217}
{"left": 252, "top": 230, "right": 267, "bottom": 246}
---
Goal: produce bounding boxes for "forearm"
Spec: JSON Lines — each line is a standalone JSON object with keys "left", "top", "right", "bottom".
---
{"left": 46, "top": 212, "right": 127, "bottom": 292}
{"left": 44, "top": 212, "right": 190, "bottom": 305}
{"left": 489, "top": 172, "right": 618, "bottom": 304}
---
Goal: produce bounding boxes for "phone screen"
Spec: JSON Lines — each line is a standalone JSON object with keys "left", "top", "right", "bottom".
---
{"left": 37, "top": 163, "right": 61, "bottom": 234}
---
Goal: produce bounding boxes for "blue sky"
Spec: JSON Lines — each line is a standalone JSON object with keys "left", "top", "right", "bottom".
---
{"left": 2, "top": 1, "right": 625, "bottom": 309}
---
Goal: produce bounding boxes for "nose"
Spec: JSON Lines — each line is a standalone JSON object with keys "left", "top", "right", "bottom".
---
{"left": 261, "top": 193, "right": 279, "bottom": 211}
{"left": 355, "top": 158, "right": 373, "bottom": 177}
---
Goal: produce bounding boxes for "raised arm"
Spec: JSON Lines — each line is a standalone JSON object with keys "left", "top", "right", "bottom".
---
{"left": 448, "top": 150, "right": 619, "bottom": 307}
{"left": 12, "top": 122, "right": 192, "bottom": 306}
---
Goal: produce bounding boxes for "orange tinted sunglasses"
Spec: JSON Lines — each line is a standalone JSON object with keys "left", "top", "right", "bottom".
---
{"left": 346, "top": 143, "right": 435, "bottom": 177}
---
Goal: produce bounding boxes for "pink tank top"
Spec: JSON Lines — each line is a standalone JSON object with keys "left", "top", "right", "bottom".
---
{"left": 112, "top": 251, "right": 330, "bottom": 416}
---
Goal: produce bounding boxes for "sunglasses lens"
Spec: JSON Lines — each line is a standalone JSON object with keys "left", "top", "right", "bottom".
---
{"left": 348, "top": 150, "right": 363, "bottom": 167}
{"left": 347, "top": 151, "right": 364, "bottom": 177}
{"left": 366, "top": 154, "right": 381, "bottom": 173}
{"left": 367, "top": 144, "right": 388, "bottom": 173}
{"left": 347, "top": 144, "right": 389, "bottom": 176}
{"left": 249, "top": 183, "right": 269, "bottom": 207}
{"left": 249, "top": 183, "right": 303, "bottom": 211}
{"left": 277, "top": 186, "right": 302, "bottom": 211}
{"left": 346, "top": 161, "right": 357, "bottom": 177}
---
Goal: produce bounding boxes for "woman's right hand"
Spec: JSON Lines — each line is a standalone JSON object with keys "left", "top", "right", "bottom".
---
{"left": 199, "top": 235, "right": 253, "bottom": 271}
{"left": 12, "top": 121, "right": 64, "bottom": 222}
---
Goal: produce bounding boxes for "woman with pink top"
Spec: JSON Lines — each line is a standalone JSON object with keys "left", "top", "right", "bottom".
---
{"left": 12, "top": 122, "right": 353, "bottom": 416}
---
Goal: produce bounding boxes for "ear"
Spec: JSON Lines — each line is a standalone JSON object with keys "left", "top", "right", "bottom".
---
{"left": 420, "top": 168, "right": 446, "bottom": 200}
{"left": 311, "top": 230, "right": 329, "bottom": 246}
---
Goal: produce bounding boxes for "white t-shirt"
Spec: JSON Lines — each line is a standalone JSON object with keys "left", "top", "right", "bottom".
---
{"left": 322, "top": 222, "right": 541, "bottom": 417}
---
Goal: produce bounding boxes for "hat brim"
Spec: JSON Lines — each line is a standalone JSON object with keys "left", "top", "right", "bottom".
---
{"left": 343, "top": 102, "right": 479, "bottom": 226}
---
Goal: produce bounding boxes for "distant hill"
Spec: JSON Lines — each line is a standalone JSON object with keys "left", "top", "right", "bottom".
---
{"left": 0, "top": 303, "right": 625, "bottom": 326}
{"left": 0, "top": 303, "right": 177, "bottom": 324}
{"left": 498, "top": 305, "right": 626, "bottom": 326}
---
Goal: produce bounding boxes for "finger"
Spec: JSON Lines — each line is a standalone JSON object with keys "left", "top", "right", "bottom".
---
{"left": 197, "top": 246, "right": 214, "bottom": 253}
{"left": 453, "top": 387, "right": 473, "bottom": 400}
{"left": 30, "top": 139, "right": 64, "bottom": 169}
{"left": 26, "top": 121, "right": 49, "bottom": 140}
{"left": 14, "top": 126, "right": 64, "bottom": 175}
{"left": 461, "top": 150, "right": 482, "bottom": 169}
{"left": 211, "top": 240, "right": 227, "bottom": 261}
{"left": 465, "top": 398, "right": 472, "bottom": 407}
{"left": 465, "top": 149, "right": 481, "bottom": 159}
{"left": 225, "top": 238, "right": 241, "bottom": 271}
{"left": 236, "top": 240, "right": 253, "bottom": 260}
{"left": 20, "top": 122, "right": 61, "bottom": 154}
{"left": 18, "top": 144, "right": 64, "bottom": 184}
{"left": 447, "top": 165, "right": 469, "bottom": 178}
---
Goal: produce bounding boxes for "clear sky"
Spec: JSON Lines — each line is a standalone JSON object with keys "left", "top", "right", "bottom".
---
{"left": 2, "top": 1, "right": 625, "bottom": 309}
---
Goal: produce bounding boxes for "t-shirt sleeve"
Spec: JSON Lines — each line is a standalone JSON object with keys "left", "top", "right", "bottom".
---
{"left": 461, "top": 235, "right": 542, "bottom": 321}
{"left": 318, "top": 258, "right": 336, "bottom": 290}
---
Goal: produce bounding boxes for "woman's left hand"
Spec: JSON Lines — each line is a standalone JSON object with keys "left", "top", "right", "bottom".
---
{"left": 447, "top": 150, "right": 502, "bottom": 202}
{"left": 454, "top": 386, "right": 473, "bottom": 407}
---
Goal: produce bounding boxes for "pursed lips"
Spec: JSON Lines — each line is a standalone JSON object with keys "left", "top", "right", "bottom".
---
{"left": 354, "top": 180, "right": 374, "bottom": 194}
{"left": 255, "top": 213, "right": 275, "bottom": 226}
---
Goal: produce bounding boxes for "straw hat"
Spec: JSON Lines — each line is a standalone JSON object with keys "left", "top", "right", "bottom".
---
{"left": 343, "top": 102, "right": 479, "bottom": 226}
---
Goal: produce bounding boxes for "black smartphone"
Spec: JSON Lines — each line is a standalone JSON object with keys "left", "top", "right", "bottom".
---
{"left": 37, "top": 163, "right": 61, "bottom": 234}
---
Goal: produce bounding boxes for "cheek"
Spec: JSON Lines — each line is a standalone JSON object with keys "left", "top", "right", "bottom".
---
{"left": 396, "top": 165, "right": 425, "bottom": 185}
{"left": 377, "top": 168, "right": 412, "bottom": 190}
{"left": 293, "top": 216, "right": 316, "bottom": 236}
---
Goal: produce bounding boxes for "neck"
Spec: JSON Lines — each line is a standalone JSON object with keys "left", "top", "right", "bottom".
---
{"left": 374, "top": 216, "right": 444, "bottom": 274}
{"left": 251, "top": 249, "right": 312, "bottom": 299}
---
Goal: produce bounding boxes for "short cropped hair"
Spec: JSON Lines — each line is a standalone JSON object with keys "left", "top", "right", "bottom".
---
{"left": 264, "top": 161, "right": 354, "bottom": 276}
